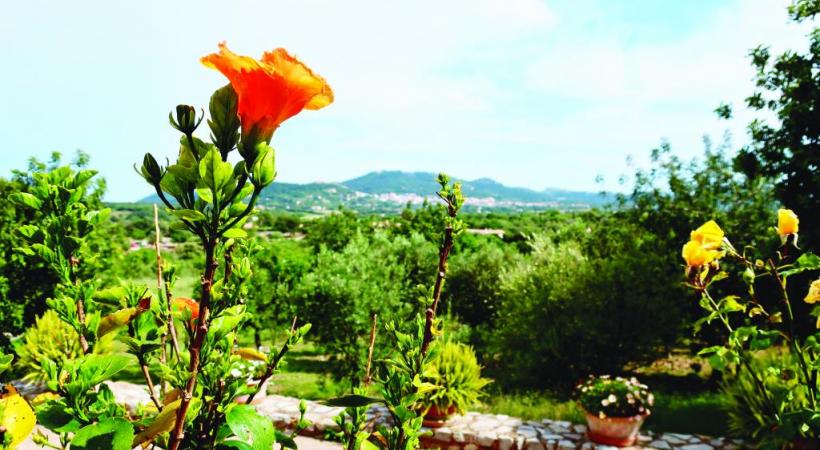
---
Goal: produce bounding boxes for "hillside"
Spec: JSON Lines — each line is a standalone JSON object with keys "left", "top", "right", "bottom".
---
{"left": 139, "top": 171, "right": 610, "bottom": 214}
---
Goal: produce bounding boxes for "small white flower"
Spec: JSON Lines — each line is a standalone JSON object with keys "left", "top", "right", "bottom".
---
{"left": 607, "top": 394, "right": 617, "bottom": 403}
{"left": 601, "top": 399, "right": 610, "bottom": 406}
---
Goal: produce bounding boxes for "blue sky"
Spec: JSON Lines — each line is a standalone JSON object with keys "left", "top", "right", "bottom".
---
{"left": 0, "top": 0, "right": 813, "bottom": 201}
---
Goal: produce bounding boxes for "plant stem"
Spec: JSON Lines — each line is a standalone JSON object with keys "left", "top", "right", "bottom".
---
{"left": 364, "top": 314, "right": 378, "bottom": 387}
{"left": 139, "top": 355, "right": 162, "bottom": 410}
{"left": 701, "top": 287, "right": 778, "bottom": 419}
{"left": 168, "top": 239, "right": 218, "bottom": 450}
{"left": 68, "top": 264, "right": 90, "bottom": 355}
{"left": 769, "top": 259, "right": 817, "bottom": 408}
{"left": 421, "top": 223, "right": 453, "bottom": 357}
{"left": 154, "top": 204, "right": 181, "bottom": 363}
{"left": 246, "top": 316, "right": 298, "bottom": 405}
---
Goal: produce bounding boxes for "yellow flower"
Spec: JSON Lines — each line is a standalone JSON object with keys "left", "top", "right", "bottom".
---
{"left": 690, "top": 220, "right": 724, "bottom": 250}
{"left": 805, "top": 279, "right": 820, "bottom": 304}
{"left": 0, "top": 385, "right": 36, "bottom": 448}
{"left": 777, "top": 209, "right": 799, "bottom": 235}
{"left": 682, "top": 240, "right": 722, "bottom": 267}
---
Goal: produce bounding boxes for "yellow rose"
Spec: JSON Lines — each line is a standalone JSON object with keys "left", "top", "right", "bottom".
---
{"left": 777, "top": 209, "right": 799, "bottom": 235}
{"left": 682, "top": 240, "right": 722, "bottom": 267}
{"left": 805, "top": 279, "right": 820, "bottom": 304}
{"left": 690, "top": 220, "right": 724, "bottom": 250}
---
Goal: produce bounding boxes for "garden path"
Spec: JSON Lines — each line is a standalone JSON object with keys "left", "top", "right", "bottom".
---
{"left": 14, "top": 381, "right": 746, "bottom": 450}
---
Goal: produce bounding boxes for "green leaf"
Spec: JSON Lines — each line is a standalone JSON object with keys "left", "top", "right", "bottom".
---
{"left": 218, "top": 442, "right": 254, "bottom": 450}
{"left": 35, "top": 401, "right": 82, "bottom": 433}
{"left": 196, "top": 187, "right": 214, "bottom": 203}
{"left": 9, "top": 192, "right": 42, "bottom": 209}
{"left": 70, "top": 418, "right": 134, "bottom": 450}
{"left": 274, "top": 431, "right": 297, "bottom": 449}
{"left": 223, "top": 228, "right": 248, "bottom": 239}
{"left": 225, "top": 404, "right": 275, "bottom": 450}
{"left": 0, "top": 353, "right": 12, "bottom": 375}
{"left": 324, "top": 394, "right": 383, "bottom": 408}
{"left": 209, "top": 305, "right": 246, "bottom": 343}
{"left": 780, "top": 253, "right": 820, "bottom": 278}
{"left": 76, "top": 354, "right": 132, "bottom": 387}
{"left": 169, "top": 209, "right": 207, "bottom": 222}
{"left": 719, "top": 295, "right": 745, "bottom": 313}
{"left": 750, "top": 329, "right": 781, "bottom": 350}
{"left": 199, "top": 148, "right": 234, "bottom": 192}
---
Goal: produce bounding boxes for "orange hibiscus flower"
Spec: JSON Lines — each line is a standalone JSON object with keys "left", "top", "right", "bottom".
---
{"left": 172, "top": 297, "right": 200, "bottom": 328}
{"left": 201, "top": 43, "right": 333, "bottom": 147}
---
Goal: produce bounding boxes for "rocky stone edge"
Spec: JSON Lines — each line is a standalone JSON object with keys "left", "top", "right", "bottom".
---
{"left": 13, "top": 381, "right": 748, "bottom": 450}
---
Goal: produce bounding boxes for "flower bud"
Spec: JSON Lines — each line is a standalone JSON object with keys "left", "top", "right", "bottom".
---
{"left": 777, "top": 208, "right": 799, "bottom": 236}
{"left": 140, "top": 153, "right": 164, "bottom": 185}
{"left": 169, "top": 104, "right": 203, "bottom": 135}
{"left": 250, "top": 144, "right": 276, "bottom": 188}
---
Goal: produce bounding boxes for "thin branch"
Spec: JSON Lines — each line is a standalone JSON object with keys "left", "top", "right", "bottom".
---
{"left": 139, "top": 356, "right": 162, "bottom": 410}
{"left": 167, "top": 240, "right": 219, "bottom": 450}
{"left": 364, "top": 314, "right": 378, "bottom": 387}
{"left": 155, "top": 204, "right": 181, "bottom": 362}
{"left": 246, "top": 316, "right": 298, "bottom": 404}
{"left": 769, "top": 258, "right": 816, "bottom": 407}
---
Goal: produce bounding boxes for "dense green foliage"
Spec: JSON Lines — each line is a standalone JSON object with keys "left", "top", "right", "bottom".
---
{"left": 292, "top": 231, "right": 435, "bottom": 382}
{"left": 0, "top": 153, "right": 126, "bottom": 350}
{"left": 730, "top": 0, "right": 820, "bottom": 247}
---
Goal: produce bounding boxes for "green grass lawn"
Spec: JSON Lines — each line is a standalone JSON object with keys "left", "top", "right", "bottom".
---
{"left": 127, "top": 274, "right": 200, "bottom": 299}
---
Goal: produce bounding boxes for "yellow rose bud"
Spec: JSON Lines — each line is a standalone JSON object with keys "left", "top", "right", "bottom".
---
{"left": 805, "top": 279, "right": 820, "bottom": 304}
{"left": 777, "top": 209, "right": 799, "bottom": 236}
{"left": 682, "top": 240, "right": 720, "bottom": 267}
{"left": 234, "top": 347, "right": 268, "bottom": 362}
{"left": 690, "top": 220, "right": 724, "bottom": 250}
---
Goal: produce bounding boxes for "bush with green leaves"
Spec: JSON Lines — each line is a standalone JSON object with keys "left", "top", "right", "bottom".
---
{"left": 720, "top": 350, "right": 807, "bottom": 443}
{"left": 0, "top": 152, "right": 125, "bottom": 351}
{"left": 12, "top": 310, "right": 82, "bottom": 382}
{"left": 5, "top": 43, "right": 333, "bottom": 450}
{"left": 682, "top": 212, "right": 819, "bottom": 447}
{"left": 328, "top": 175, "right": 466, "bottom": 450}
{"left": 488, "top": 229, "right": 680, "bottom": 390}
{"left": 421, "top": 341, "right": 491, "bottom": 415}
{"left": 293, "top": 230, "right": 436, "bottom": 382}
{"left": 245, "top": 238, "right": 315, "bottom": 345}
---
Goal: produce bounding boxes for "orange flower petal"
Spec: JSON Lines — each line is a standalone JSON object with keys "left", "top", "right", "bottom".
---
{"left": 201, "top": 43, "right": 333, "bottom": 141}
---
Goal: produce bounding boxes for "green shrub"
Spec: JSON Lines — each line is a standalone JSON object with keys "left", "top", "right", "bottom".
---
{"left": 422, "top": 341, "right": 491, "bottom": 414}
{"left": 13, "top": 310, "right": 82, "bottom": 381}
{"left": 489, "top": 232, "right": 681, "bottom": 389}
{"left": 293, "top": 230, "right": 436, "bottom": 382}
{"left": 721, "top": 350, "right": 808, "bottom": 444}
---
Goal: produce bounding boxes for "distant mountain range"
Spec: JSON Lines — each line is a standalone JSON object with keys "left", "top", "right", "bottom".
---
{"left": 139, "top": 171, "right": 611, "bottom": 214}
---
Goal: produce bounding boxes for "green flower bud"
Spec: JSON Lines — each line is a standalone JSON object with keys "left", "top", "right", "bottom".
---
{"left": 742, "top": 266, "right": 755, "bottom": 285}
{"left": 169, "top": 104, "right": 203, "bottom": 135}
{"left": 250, "top": 144, "right": 276, "bottom": 188}
{"left": 140, "top": 153, "right": 164, "bottom": 185}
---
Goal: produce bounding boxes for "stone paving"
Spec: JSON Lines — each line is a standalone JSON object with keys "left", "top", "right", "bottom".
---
{"left": 14, "top": 381, "right": 748, "bottom": 450}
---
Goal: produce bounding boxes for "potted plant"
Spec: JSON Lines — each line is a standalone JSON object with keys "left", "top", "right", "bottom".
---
{"left": 576, "top": 375, "right": 653, "bottom": 446}
{"left": 421, "top": 341, "right": 492, "bottom": 428}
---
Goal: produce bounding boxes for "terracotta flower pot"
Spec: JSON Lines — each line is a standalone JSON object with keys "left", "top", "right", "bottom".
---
{"left": 422, "top": 405, "right": 457, "bottom": 428}
{"left": 584, "top": 411, "right": 648, "bottom": 447}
